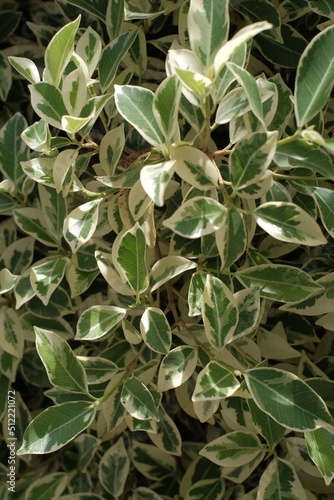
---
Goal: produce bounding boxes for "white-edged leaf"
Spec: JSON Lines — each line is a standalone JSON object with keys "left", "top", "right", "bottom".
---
{"left": 113, "top": 223, "right": 148, "bottom": 296}
{"left": 149, "top": 407, "right": 182, "bottom": 456}
{"left": 163, "top": 196, "right": 227, "bottom": 238}
{"left": 188, "top": 271, "right": 207, "bottom": 316}
{"left": 0, "top": 307, "right": 24, "bottom": 359}
{"left": 312, "top": 187, "right": 334, "bottom": 238}
{"left": 21, "top": 119, "right": 50, "bottom": 152}
{"left": 244, "top": 367, "right": 334, "bottom": 431}
{"left": 171, "top": 145, "right": 219, "bottom": 190}
{"left": 232, "top": 287, "right": 261, "bottom": 340}
{"left": 158, "top": 346, "right": 198, "bottom": 392}
{"left": 77, "top": 356, "right": 118, "bottom": 384}
{"left": 153, "top": 75, "right": 181, "bottom": 141}
{"left": 76, "top": 305, "right": 126, "bottom": 341}
{"left": 121, "top": 376, "right": 159, "bottom": 421}
{"left": 115, "top": 84, "right": 165, "bottom": 148}
{"left": 106, "top": 0, "right": 124, "bottom": 39}
{"left": 13, "top": 207, "right": 57, "bottom": 247}
{"left": 230, "top": 131, "right": 277, "bottom": 189}
{"left": 17, "top": 401, "right": 95, "bottom": 455}
{"left": 200, "top": 431, "right": 263, "bottom": 467}
{"left": 247, "top": 399, "right": 285, "bottom": 451}
{"left": 30, "top": 256, "right": 69, "bottom": 306}
{"left": 8, "top": 56, "right": 40, "bottom": 84}
{"left": 99, "top": 124, "right": 125, "bottom": 176}
{"left": 192, "top": 361, "right": 240, "bottom": 401}
{"left": 214, "top": 21, "right": 272, "bottom": 76}
{"left": 29, "top": 82, "right": 68, "bottom": 128}
{"left": 45, "top": 16, "right": 81, "bottom": 87}
{"left": 38, "top": 184, "right": 67, "bottom": 241}
{"left": 185, "top": 478, "right": 225, "bottom": 500}
{"left": 76, "top": 26, "right": 102, "bottom": 77}
{"left": 95, "top": 249, "right": 134, "bottom": 296}
{"left": 236, "top": 264, "right": 323, "bottom": 302}
{"left": 254, "top": 202, "right": 327, "bottom": 246}
{"left": 202, "top": 275, "right": 238, "bottom": 351}
{"left": 175, "top": 68, "right": 212, "bottom": 98}
{"left": 53, "top": 148, "right": 78, "bottom": 195}
{"left": 63, "top": 199, "right": 102, "bottom": 253}
{"left": 35, "top": 327, "right": 88, "bottom": 393}
{"left": 257, "top": 458, "right": 307, "bottom": 500}
{"left": 98, "top": 438, "right": 130, "bottom": 496}
{"left": 140, "top": 160, "right": 176, "bottom": 206}
{"left": 21, "top": 157, "right": 55, "bottom": 187}
{"left": 99, "top": 30, "right": 137, "bottom": 92}
{"left": 62, "top": 66, "right": 88, "bottom": 116}
{"left": 0, "top": 112, "right": 28, "bottom": 184}
{"left": 24, "top": 473, "right": 67, "bottom": 500}
{"left": 295, "top": 24, "right": 334, "bottom": 127}
{"left": 305, "top": 427, "right": 334, "bottom": 486}
{"left": 188, "top": 0, "right": 229, "bottom": 71}
{"left": 149, "top": 256, "right": 197, "bottom": 293}
{"left": 131, "top": 441, "right": 176, "bottom": 479}
{"left": 216, "top": 209, "right": 246, "bottom": 269}
{"left": 140, "top": 307, "right": 171, "bottom": 354}
{"left": 133, "top": 487, "right": 163, "bottom": 500}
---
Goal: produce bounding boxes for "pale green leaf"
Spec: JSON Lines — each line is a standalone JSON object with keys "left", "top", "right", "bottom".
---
{"left": 236, "top": 264, "right": 323, "bottom": 302}
{"left": 158, "top": 346, "right": 198, "bottom": 392}
{"left": 163, "top": 196, "right": 227, "bottom": 238}
{"left": 244, "top": 367, "right": 334, "bottom": 431}
{"left": 115, "top": 84, "right": 165, "bottom": 148}
{"left": 175, "top": 68, "right": 212, "bottom": 98}
{"left": 76, "top": 305, "right": 126, "bottom": 341}
{"left": 98, "top": 438, "right": 130, "bottom": 496}
{"left": 200, "top": 431, "right": 263, "bottom": 467}
{"left": 45, "top": 16, "right": 81, "bottom": 87}
{"left": 295, "top": 24, "right": 334, "bottom": 127}
{"left": 35, "top": 327, "right": 88, "bottom": 393}
{"left": 140, "top": 307, "right": 171, "bottom": 354}
{"left": 17, "top": 401, "right": 95, "bottom": 454}
{"left": 121, "top": 376, "right": 159, "bottom": 420}
{"left": 192, "top": 361, "right": 240, "bottom": 401}
{"left": 8, "top": 56, "right": 40, "bottom": 84}
{"left": 202, "top": 275, "right": 238, "bottom": 350}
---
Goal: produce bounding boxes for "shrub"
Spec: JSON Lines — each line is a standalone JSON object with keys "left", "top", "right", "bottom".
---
{"left": 0, "top": 0, "right": 334, "bottom": 498}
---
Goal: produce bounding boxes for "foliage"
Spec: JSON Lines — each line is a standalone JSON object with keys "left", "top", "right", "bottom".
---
{"left": 0, "top": 0, "right": 334, "bottom": 498}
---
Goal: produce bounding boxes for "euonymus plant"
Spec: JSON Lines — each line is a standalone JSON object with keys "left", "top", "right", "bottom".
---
{"left": 0, "top": 0, "right": 334, "bottom": 498}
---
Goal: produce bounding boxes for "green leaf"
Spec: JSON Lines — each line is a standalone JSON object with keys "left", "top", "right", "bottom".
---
{"left": 312, "top": 187, "right": 334, "bottom": 238}
{"left": 305, "top": 427, "right": 334, "bottom": 486}
{"left": 29, "top": 82, "right": 68, "bottom": 128}
{"left": 247, "top": 399, "right": 285, "bottom": 451}
{"left": 150, "top": 407, "right": 182, "bottom": 456}
{"left": 214, "top": 21, "right": 272, "bottom": 76}
{"left": 202, "top": 275, "right": 238, "bottom": 351}
{"left": 76, "top": 305, "right": 126, "bottom": 341}
{"left": 98, "top": 438, "right": 130, "bottom": 497}
{"left": 254, "top": 202, "right": 327, "bottom": 246}
{"left": 295, "top": 24, "right": 334, "bottom": 127}
{"left": 231, "top": 0, "right": 281, "bottom": 41}
{"left": 153, "top": 75, "right": 181, "bottom": 141}
{"left": 13, "top": 208, "right": 57, "bottom": 247}
{"left": 175, "top": 68, "right": 212, "bottom": 98}
{"left": 244, "top": 367, "right": 334, "bottom": 431}
{"left": 99, "top": 124, "right": 125, "bottom": 176}
{"left": 164, "top": 196, "right": 227, "bottom": 238}
{"left": 115, "top": 85, "right": 165, "bottom": 148}
{"left": 0, "top": 10, "right": 22, "bottom": 42}
{"left": 0, "top": 112, "right": 28, "bottom": 185}
{"left": 132, "top": 441, "right": 176, "bottom": 479}
{"left": 0, "top": 307, "right": 24, "bottom": 359}
{"left": 121, "top": 376, "right": 159, "bottom": 421}
{"left": 140, "top": 160, "right": 176, "bottom": 207}
{"left": 233, "top": 287, "right": 261, "bottom": 340}
{"left": 188, "top": 0, "right": 229, "bottom": 71}
{"left": 149, "top": 256, "right": 197, "bottom": 292}
{"left": 24, "top": 473, "right": 67, "bottom": 500}
{"left": 8, "top": 56, "right": 40, "bottom": 84}
{"left": 99, "top": 30, "right": 137, "bottom": 92}
{"left": 185, "top": 479, "right": 225, "bottom": 500}
{"left": 62, "top": 66, "right": 89, "bottom": 117}
{"left": 106, "top": 0, "right": 124, "bottom": 38}
{"left": 216, "top": 209, "right": 246, "bottom": 269}
{"left": 200, "top": 431, "right": 263, "bottom": 467}
{"left": 0, "top": 52, "right": 12, "bottom": 102}
{"left": 21, "top": 120, "right": 50, "bottom": 152}
{"left": 63, "top": 199, "right": 102, "bottom": 253}
{"left": 113, "top": 223, "right": 148, "bottom": 296}
{"left": 158, "top": 346, "right": 198, "bottom": 392}
{"left": 192, "top": 361, "right": 240, "bottom": 401}
{"left": 77, "top": 356, "right": 118, "bottom": 385}
{"left": 17, "top": 401, "right": 95, "bottom": 454}
{"left": 30, "top": 257, "right": 69, "bottom": 306}
{"left": 35, "top": 327, "right": 88, "bottom": 393}
{"left": 257, "top": 458, "right": 307, "bottom": 500}
{"left": 76, "top": 26, "right": 102, "bottom": 77}
{"left": 38, "top": 184, "right": 67, "bottom": 242}
{"left": 133, "top": 488, "right": 164, "bottom": 500}
{"left": 65, "top": 0, "right": 108, "bottom": 21}
{"left": 45, "top": 16, "right": 81, "bottom": 87}
{"left": 171, "top": 146, "right": 219, "bottom": 190}
{"left": 230, "top": 131, "right": 277, "bottom": 189}
{"left": 281, "top": 274, "right": 334, "bottom": 319}
{"left": 226, "top": 63, "right": 264, "bottom": 123}
{"left": 188, "top": 271, "right": 207, "bottom": 316}
{"left": 236, "top": 264, "right": 323, "bottom": 302}
{"left": 274, "top": 138, "right": 334, "bottom": 179}
{"left": 140, "top": 307, "right": 171, "bottom": 354}
{"left": 21, "top": 157, "right": 55, "bottom": 187}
